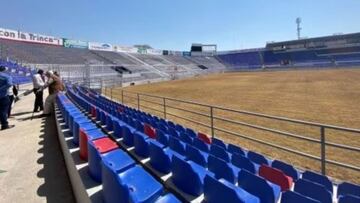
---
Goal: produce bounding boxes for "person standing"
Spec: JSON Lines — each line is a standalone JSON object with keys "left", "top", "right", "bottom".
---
{"left": 41, "top": 71, "right": 64, "bottom": 117}
{"left": 0, "top": 65, "right": 14, "bottom": 130}
{"left": 7, "top": 84, "right": 18, "bottom": 117}
{"left": 32, "top": 69, "right": 45, "bottom": 112}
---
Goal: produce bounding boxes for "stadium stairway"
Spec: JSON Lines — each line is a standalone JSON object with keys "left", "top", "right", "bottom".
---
{"left": 55, "top": 83, "right": 360, "bottom": 203}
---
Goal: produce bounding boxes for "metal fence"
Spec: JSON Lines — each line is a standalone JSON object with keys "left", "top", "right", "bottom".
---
{"left": 103, "top": 87, "right": 360, "bottom": 183}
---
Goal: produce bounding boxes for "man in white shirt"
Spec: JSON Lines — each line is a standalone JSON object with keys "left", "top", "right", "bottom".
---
{"left": 32, "top": 69, "right": 45, "bottom": 112}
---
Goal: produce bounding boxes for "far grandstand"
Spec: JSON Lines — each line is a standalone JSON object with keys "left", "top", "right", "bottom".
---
{"left": 1, "top": 27, "right": 360, "bottom": 88}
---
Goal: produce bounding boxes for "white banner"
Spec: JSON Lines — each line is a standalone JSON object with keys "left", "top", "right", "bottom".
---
{"left": 147, "top": 49, "right": 163, "bottom": 55}
{"left": 0, "top": 27, "right": 63, "bottom": 46}
{"left": 88, "top": 42, "right": 113, "bottom": 51}
{"left": 113, "top": 45, "right": 138, "bottom": 53}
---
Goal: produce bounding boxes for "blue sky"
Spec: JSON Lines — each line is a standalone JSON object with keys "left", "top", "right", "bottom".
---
{"left": 1, "top": 0, "right": 359, "bottom": 51}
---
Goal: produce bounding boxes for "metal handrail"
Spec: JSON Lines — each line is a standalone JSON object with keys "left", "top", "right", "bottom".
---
{"left": 104, "top": 87, "right": 360, "bottom": 180}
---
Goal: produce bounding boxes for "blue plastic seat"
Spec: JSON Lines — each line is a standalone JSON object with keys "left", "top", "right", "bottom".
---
{"left": 106, "top": 115, "right": 114, "bottom": 131}
{"left": 134, "top": 131, "right": 150, "bottom": 158}
{"left": 167, "top": 121, "right": 176, "bottom": 129}
{"left": 168, "top": 127, "right": 180, "bottom": 138}
{"left": 193, "top": 138, "right": 210, "bottom": 152}
{"left": 171, "top": 155, "right": 214, "bottom": 196}
{"left": 169, "top": 136, "right": 186, "bottom": 155}
{"left": 247, "top": 151, "right": 271, "bottom": 165}
{"left": 339, "top": 195, "right": 360, "bottom": 203}
{"left": 154, "top": 193, "right": 182, "bottom": 203}
{"left": 100, "top": 111, "right": 107, "bottom": 125}
{"left": 185, "top": 128, "right": 197, "bottom": 138}
{"left": 337, "top": 182, "right": 360, "bottom": 198}
{"left": 210, "top": 144, "right": 231, "bottom": 162}
{"left": 102, "top": 149, "right": 136, "bottom": 174}
{"left": 156, "top": 129, "right": 170, "bottom": 146}
{"left": 212, "top": 137, "right": 227, "bottom": 149}
{"left": 271, "top": 159, "right": 299, "bottom": 180}
{"left": 302, "top": 170, "right": 333, "bottom": 194}
{"left": 175, "top": 124, "right": 186, "bottom": 133}
{"left": 204, "top": 175, "right": 260, "bottom": 203}
{"left": 208, "top": 155, "right": 240, "bottom": 184}
{"left": 102, "top": 163, "right": 163, "bottom": 203}
{"left": 122, "top": 125, "right": 135, "bottom": 147}
{"left": 232, "top": 152, "right": 258, "bottom": 174}
{"left": 294, "top": 179, "right": 332, "bottom": 203}
{"left": 238, "top": 170, "right": 281, "bottom": 203}
{"left": 227, "top": 143, "right": 247, "bottom": 156}
{"left": 149, "top": 141, "right": 180, "bottom": 174}
{"left": 179, "top": 133, "right": 193, "bottom": 144}
{"left": 113, "top": 119, "right": 124, "bottom": 138}
{"left": 185, "top": 144, "right": 208, "bottom": 167}
{"left": 281, "top": 191, "right": 321, "bottom": 203}
{"left": 157, "top": 123, "right": 168, "bottom": 132}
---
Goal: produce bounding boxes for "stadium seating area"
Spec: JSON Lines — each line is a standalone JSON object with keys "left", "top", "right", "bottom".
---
{"left": 0, "top": 59, "right": 34, "bottom": 84}
{"left": 56, "top": 83, "right": 360, "bottom": 203}
{"left": 218, "top": 46, "right": 360, "bottom": 70}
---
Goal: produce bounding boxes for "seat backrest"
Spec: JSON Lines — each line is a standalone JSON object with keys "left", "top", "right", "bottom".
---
{"left": 185, "top": 128, "right": 197, "bottom": 138}
{"left": 171, "top": 155, "right": 203, "bottom": 196}
{"left": 204, "top": 174, "right": 259, "bottom": 203}
{"left": 179, "top": 132, "right": 193, "bottom": 144}
{"left": 238, "top": 170, "right": 280, "bottom": 203}
{"left": 227, "top": 144, "right": 246, "bottom": 156}
{"left": 175, "top": 124, "right": 185, "bottom": 133}
{"left": 212, "top": 137, "right": 227, "bottom": 149}
{"left": 144, "top": 123, "right": 157, "bottom": 139}
{"left": 247, "top": 151, "right": 270, "bottom": 166}
{"left": 101, "top": 158, "right": 130, "bottom": 203}
{"left": 198, "top": 132, "right": 212, "bottom": 144}
{"left": 259, "top": 164, "right": 293, "bottom": 191}
{"left": 271, "top": 159, "right": 299, "bottom": 180}
{"left": 185, "top": 144, "right": 207, "bottom": 167}
{"left": 168, "top": 127, "right": 179, "bottom": 138}
{"left": 302, "top": 171, "right": 333, "bottom": 194}
{"left": 337, "top": 182, "right": 360, "bottom": 198}
{"left": 208, "top": 155, "right": 236, "bottom": 184}
{"left": 193, "top": 138, "right": 210, "bottom": 152}
{"left": 210, "top": 144, "right": 231, "bottom": 162}
{"left": 231, "top": 153, "right": 257, "bottom": 174}
{"left": 338, "top": 195, "right": 360, "bottom": 203}
{"left": 156, "top": 129, "right": 169, "bottom": 146}
{"left": 294, "top": 179, "right": 332, "bottom": 203}
{"left": 281, "top": 191, "right": 321, "bottom": 203}
{"left": 149, "top": 141, "right": 172, "bottom": 174}
{"left": 169, "top": 136, "right": 186, "bottom": 155}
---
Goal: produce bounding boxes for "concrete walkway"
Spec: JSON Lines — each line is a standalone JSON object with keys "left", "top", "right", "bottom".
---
{"left": 0, "top": 88, "right": 75, "bottom": 203}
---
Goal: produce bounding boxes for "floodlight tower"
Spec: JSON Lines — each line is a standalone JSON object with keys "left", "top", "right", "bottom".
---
{"left": 296, "top": 17, "right": 302, "bottom": 40}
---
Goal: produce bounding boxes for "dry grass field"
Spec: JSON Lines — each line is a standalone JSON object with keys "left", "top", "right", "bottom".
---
{"left": 106, "top": 68, "right": 360, "bottom": 183}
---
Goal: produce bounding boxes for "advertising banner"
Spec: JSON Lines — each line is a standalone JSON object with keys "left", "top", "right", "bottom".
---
{"left": 88, "top": 42, "right": 113, "bottom": 51}
{"left": 147, "top": 49, "right": 163, "bottom": 55}
{"left": 63, "top": 38, "right": 88, "bottom": 49}
{"left": 0, "top": 27, "right": 63, "bottom": 46}
{"left": 113, "top": 45, "right": 138, "bottom": 53}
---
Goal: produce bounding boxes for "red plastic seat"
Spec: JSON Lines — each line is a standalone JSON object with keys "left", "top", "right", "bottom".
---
{"left": 79, "top": 129, "right": 106, "bottom": 160}
{"left": 144, "top": 123, "right": 156, "bottom": 139}
{"left": 92, "top": 137, "right": 118, "bottom": 154}
{"left": 198, "top": 132, "right": 212, "bottom": 144}
{"left": 259, "top": 164, "right": 293, "bottom": 191}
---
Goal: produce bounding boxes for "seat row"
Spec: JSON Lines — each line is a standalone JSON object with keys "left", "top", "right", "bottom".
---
{"left": 67, "top": 85, "right": 360, "bottom": 203}
{"left": 57, "top": 93, "right": 181, "bottom": 203}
